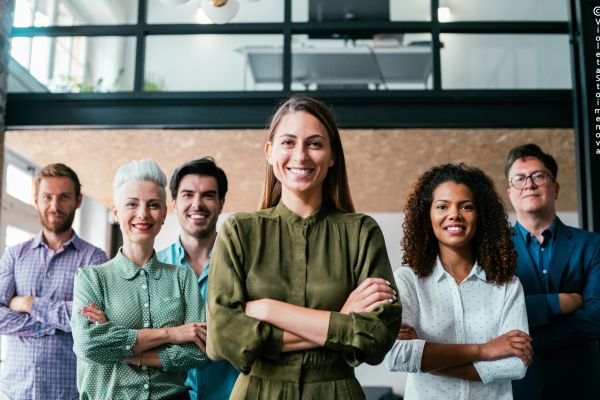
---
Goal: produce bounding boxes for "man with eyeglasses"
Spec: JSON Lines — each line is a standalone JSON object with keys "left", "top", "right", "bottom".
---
{"left": 506, "top": 143, "right": 600, "bottom": 400}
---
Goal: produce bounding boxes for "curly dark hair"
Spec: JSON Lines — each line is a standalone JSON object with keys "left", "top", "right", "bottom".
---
{"left": 401, "top": 163, "right": 516, "bottom": 285}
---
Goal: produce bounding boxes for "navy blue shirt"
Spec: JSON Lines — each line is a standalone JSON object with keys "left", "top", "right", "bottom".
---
{"left": 516, "top": 218, "right": 560, "bottom": 315}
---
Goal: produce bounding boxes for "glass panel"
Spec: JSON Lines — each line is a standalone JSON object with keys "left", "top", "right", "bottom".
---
{"left": 293, "top": 0, "right": 430, "bottom": 22}
{"left": 5, "top": 225, "right": 36, "bottom": 250}
{"left": 438, "top": 0, "right": 567, "bottom": 22}
{"left": 9, "top": 36, "right": 136, "bottom": 93}
{"left": 148, "top": 0, "right": 283, "bottom": 24}
{"left": 12, "top": 0, "right": 138, "bottom": 27}
{"left": 5, "top": 163, "right": 34, "bottom": 204}
{"left": 291, "top": 33, "right": 432, "bottom": 90}
{"left": 441, "top": 34, "right": 571, "bottom": 89}
{"left": 145, "top": 34, "right": 283, "bottom": 91}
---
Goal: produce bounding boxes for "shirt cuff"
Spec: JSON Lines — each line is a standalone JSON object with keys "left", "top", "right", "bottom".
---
{"left": 325, "top": 312, "right": 353, "bottom": 350}
{"left": 157, "top": 346, "right": 174, "bottom": 371}
{"left": 125, "top": 329, "right": 138, "bottom": 356}
{"left": 547, "top": 294, "right": 560, "bottom": 316}
{"left": 29, "top": 297, "right": 50, "bottom": 323}
{"left": 409, "top": 339, "right": 426, "bottom": 372}
{"left": 261, "top": 325, "right": 284, "bottom": 360}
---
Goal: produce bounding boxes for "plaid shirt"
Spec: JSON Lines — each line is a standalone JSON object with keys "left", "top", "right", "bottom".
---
{"left": 0, "top": 232, "right": 107, "bottom": 400}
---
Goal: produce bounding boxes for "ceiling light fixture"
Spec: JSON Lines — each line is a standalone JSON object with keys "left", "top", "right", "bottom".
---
{"left": 160, "top": 0, "right": 258, "bottom": 24}
{"left": 437, "top": 7, "right": 452, "bottom": 23}
{"left": 201, "top": 0, "right": 240, "bottom": 24}
{"left": 158, "top": 0, "right": 192, "bottom": 5}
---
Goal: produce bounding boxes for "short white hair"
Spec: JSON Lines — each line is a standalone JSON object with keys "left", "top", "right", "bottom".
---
{"left": 112, "top": 159, "right": 167, "bottom": 205}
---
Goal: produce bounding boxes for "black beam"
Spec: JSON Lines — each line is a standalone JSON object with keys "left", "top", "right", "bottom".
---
{"left": 570, "top": 0, "right": 600, "bottom": 232}
{"left": 5, "top": 91, "right": 572, "bottom": 130}
{"left": 10, "top": 21, "right": 568, "bottom": 38}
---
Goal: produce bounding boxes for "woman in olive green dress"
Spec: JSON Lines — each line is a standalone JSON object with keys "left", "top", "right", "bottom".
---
{"left": 207, "top": 95, "right": 403, "bottom": 399}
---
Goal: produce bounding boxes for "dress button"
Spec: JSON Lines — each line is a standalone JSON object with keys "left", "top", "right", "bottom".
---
{"left": 141, "top": 284, "right": 147, "bottom": 289}
{"left": 144, "top": 322, "right": 150, "bottom": 328}
{"left": 144, "top": 384, "right": 149, "bottom": 389}
{"left": 542, "top": 269, "right": 547, "bottom": 274}
{"left": 125, "top": 345, "right": 131, "bottom": 350}
{"left": 142, "top": 365, "right": 147, "bottom": 371}
{"left": 144, "top": 303, "right": 149, "bottom": 308}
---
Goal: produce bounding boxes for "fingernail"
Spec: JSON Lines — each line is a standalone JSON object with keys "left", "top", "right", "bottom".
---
{"left": 393, "top": 295, "right": 397, "bottom": 300}
{"left": 386, "top": 280, "right": 391, "bottom": 285}
{"left": 388, "top": 298, "right": 394, "bottom": 303}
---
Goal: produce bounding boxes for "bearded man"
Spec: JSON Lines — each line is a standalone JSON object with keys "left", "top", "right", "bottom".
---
{"left": 0, "top": 163, "right": 107, "bottom": 400}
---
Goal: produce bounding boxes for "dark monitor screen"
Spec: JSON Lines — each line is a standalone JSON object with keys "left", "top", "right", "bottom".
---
{"left": 309, "top": 0, "right": 390, "bottom": 23}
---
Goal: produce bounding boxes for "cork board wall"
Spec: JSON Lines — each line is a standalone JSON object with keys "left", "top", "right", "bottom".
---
{"left": 5, "top": 128, "right": 576, "bottom": 213}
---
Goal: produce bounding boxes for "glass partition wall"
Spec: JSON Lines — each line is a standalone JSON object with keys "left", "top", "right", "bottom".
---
{"left": 8, "top": 0, "right": 571, "bottom": 94}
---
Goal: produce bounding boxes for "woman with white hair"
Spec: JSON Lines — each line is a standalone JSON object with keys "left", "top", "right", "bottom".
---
{"left": 71, "top": 159, "right": 207, "bottom": 400}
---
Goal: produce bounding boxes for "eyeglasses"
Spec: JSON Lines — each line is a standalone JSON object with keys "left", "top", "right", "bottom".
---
{"left": 509, "top": 171, "right": 553, "bottom": 189}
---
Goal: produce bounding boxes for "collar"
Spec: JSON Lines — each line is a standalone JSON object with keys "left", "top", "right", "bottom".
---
{"left": 116, "top": 248, "right": 163, "bottom": 280}
{"left": 174, "top": 237, "right": 212, "bottom": 268}
{"left": 433, "top": 257, "right": 486, "bottom": 283}
{"left": 32, "top": 230, "right": 81, "bottom": 251}
{"left": 516, "top": 217, "right": 558, "bottom": 246}
{"left": 174, "top": 237, "right": 187, "bottom": 265}
{"left": 275, "top": 201, "right": 328, "bottom": 227}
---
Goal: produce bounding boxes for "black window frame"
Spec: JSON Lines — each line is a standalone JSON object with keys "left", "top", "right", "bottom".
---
{"left": 5, "top": 0, "right": 572, "bottom": 129}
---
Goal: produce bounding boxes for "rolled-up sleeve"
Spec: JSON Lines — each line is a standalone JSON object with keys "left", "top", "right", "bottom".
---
{"left": 384, "top": 266, "right": 424, "bottom": 372}
{"left": 71, "top": 267, "right": 138, "bottom": 364}
{"left": 473, "top": 278, "right": 529, "bottom": 383}
{"left": 158, "top": 268, "right": 208, "bottom": 372}
{"left": 207, "top": 217, "right": 284, "bottom": 373}
{"left": 0, "top": 249, "right": 56, "bottom": 337}
{"left": 385, "top": 338, "right": 426, "bottom": 373}
{"left": 323, "top": 217, "right": 402, "bottom": 365}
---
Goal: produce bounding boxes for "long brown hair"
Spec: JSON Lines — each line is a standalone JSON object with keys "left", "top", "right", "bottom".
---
{"left": 259, "top": 95, "right": 354, "bottom": 213}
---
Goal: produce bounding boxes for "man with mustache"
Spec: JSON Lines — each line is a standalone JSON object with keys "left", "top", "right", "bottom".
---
{"left": 158, "top": 157, "right": 238, "bottom": 400}
{"left": 506, "top": 144, "right": 600, "bottom": 400}
{"left": 0, "top": 163, "right": 108, "bottom": 400}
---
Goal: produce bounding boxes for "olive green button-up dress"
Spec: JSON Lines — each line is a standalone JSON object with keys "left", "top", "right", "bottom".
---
{"left": 71, "top": 250, "right": 208, "bottom": 400}
{"left": 207, "top": 202, "right": 402, "bottom": 400}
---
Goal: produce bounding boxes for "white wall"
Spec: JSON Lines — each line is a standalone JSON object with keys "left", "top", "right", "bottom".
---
{"left": 76, "top": 195, "right": 111, "bottom": 253}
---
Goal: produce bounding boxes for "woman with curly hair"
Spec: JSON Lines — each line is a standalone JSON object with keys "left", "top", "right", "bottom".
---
{"left": 385, "top": 163, "right": 531, "bottom": 400}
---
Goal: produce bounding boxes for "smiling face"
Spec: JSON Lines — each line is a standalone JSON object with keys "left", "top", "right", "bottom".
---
{"left": 173, "top": 174, "right": 223, "bottom": 239}
{"left": 430, "top": 181, "right": 478, "bottom": 254}
{"left": 34, "top": 176, "right": 82, "bottom": 234}
{"left": 113, "top": 180, "right": 167, "bottom": 247}
{"left": 507, "top": 156, "right": 559, "bottom": 220}
{"left": 265, "top": 111, "right": 335, "bottom": 204}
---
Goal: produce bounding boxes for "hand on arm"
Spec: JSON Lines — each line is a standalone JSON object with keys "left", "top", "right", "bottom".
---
{"left": 250, "top": 278, "right": 397, "bottom": 353}
{"left": 81, "top": 303, "right": 108, "bottom": 324}
{"left": 397, "top": 324, "right": 418, "bottom": 340}
{"left": 82, "top": 303, "right": 207, "bottom": 354}
{"left": 340, "top": 278, "right": 396, "bottom": 314}
{"left": 420, "top": 329, "right": 532, "bottom": 373}
{"left": 558, "top": 293, "right": 583, "bottom": 314}
{"left": 9, "top": 296, "right": 34, "bottom": 313}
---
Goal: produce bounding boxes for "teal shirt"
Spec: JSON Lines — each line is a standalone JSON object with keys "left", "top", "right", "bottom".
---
{"left": 71, "top": 250, "right": 208, "bottom": 400}
{"left": 158, "top": 239, "right": 239, "bottom": 400}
